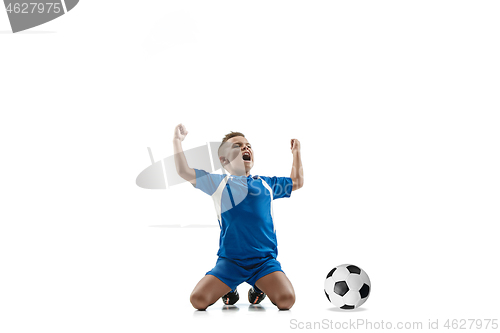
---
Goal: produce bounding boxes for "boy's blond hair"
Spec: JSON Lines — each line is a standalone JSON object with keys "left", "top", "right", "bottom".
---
{"left": 221, "top": 131, "right": 245, "bottom": 144}
{"left": 218, "top": 131, "right": 246, "bottom": 153}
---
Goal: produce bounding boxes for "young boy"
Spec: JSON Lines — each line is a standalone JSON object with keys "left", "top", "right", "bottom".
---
{"left": 173, "top": 123, "right": 303, "bottom": 310}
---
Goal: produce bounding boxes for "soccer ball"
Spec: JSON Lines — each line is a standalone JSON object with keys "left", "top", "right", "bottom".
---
{"left": 324, "top": 264, "right": 371, "bottom": 309}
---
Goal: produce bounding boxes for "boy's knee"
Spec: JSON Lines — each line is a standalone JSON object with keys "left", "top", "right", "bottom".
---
{"left": 190, "top": 292, "right": 211, "bottom": 310}
{"left": 275, "top": 292, "right": 295, "bottom": 310}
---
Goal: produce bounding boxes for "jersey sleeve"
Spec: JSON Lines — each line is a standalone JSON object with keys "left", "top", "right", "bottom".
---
{"left": 192, "top": 168, "right": 226, "bottom": 196}
{"left": 259, "top": 176, "right": 293, "bottom": 199}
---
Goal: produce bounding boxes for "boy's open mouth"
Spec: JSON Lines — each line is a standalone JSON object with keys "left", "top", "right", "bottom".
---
{"left": 242, "top": 152, "right": 251, "bottom": 161}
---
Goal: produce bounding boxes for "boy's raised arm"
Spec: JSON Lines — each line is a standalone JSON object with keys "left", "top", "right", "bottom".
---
{"left": 173, "top": 124, "right": 196, "bottom": 186}
{"left": 290, "top": 138, "right": 304, "bottom": 191}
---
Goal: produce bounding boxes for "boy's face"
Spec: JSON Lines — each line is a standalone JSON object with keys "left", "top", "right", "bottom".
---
{"left": 219, "top": 136, "right": 254, "bottom": 175}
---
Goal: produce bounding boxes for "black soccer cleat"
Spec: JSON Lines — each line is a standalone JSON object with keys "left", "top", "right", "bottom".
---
{"left": 221, "top": 289, "right": 239, "bottom": 305}
{"left": 248, "top": 287, "right": 266, "bottom": 304}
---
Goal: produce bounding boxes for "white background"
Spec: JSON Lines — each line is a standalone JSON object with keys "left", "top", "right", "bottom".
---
{"left": 1, "top": 1, "right": 499, "bottom": 332}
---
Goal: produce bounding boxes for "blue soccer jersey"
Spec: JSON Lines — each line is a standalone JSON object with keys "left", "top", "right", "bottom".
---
{"left": 192, "top": 168, "right": 293, "bottom": 260}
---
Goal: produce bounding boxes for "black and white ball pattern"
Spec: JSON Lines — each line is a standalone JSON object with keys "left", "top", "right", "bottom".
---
{"left": 324, "top": 264, "right": 371, "bottom": 309}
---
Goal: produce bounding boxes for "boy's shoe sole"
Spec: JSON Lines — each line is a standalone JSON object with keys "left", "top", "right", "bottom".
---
{"left": 248, "top": 287, "right": 266, "bottom": 304}
{"left": 221, "top": 289, "right": 239, "bottom": 305}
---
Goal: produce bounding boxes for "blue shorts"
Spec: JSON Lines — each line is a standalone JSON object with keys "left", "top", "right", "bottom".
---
{"left": 206, "top": 256, "right": 284, "bottom": 291}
